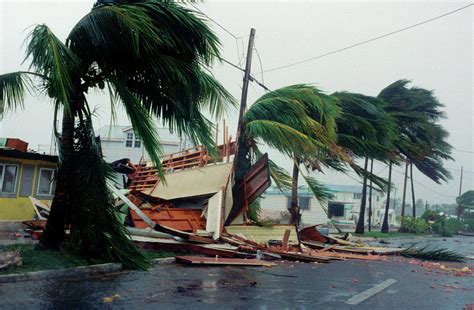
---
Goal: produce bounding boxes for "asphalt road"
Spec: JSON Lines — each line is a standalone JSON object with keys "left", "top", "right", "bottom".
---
{"left": 0, "top": 236, "right": 473, "bottom": 309}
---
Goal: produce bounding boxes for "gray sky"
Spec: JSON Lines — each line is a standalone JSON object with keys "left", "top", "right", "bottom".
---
{"left": 0, "top": 1, "right": 472, "bottom": 205}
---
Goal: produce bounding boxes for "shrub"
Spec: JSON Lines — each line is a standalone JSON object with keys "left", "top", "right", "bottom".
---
{"left": 400, "top": 216, "right": 429, "bottom": 234}
{"left": 421, "top": 210, "right": 440, "bottom": 222}
{"left": 464, "top": 219, "right": 474, "bottom": 232}
{"left": 432, "top": 218, "right": 464, "bottom": 237}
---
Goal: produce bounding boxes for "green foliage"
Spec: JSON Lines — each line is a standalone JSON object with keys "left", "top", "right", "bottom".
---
{"left": 26, "top": 24, "right": 80, "bottom": 114}
{"left": 421, "top": 210, "right": 440, "bottom": 221}
{"left": 400, "top": 216, "right": 429, "bottom": 234}
{"left": 0, "top": 72, "right": 34, "bottom": 117}
{"left": 300, "top": 172, "right": 334, "bottom": 204}
{"left": 246, "top": 198, "right": 273, "bottom": 227}
{"left": 432, "top": 218, "right": 464, "bottom": 237}
{"left": 68, "top": 0, "right": 236, "bottom": 156}
{"left": 378, "top": 80, "right": 452, "bottom": 184}
{"left": 463, "top": 219, "right": 474, "bottom": 232}
{"left": 401, "top": 247, "right": 464, "bottom": 262}
{"left": 1, "top": 0, "right": 235, "bottom": 267}
{"left": 457, "top": 190, "right": 474, "bottom": 208}
{"left": 0, "top": 244, "right": 175, "bottom": 275}
{"left": 68, "top": 115, "right": 149, "bottom": 269}
{"left": 333, "top": 92, "right": 396, "bottom": 162}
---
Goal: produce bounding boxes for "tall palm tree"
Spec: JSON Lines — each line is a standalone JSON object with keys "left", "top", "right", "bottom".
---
{"left": 331, "top": 92, "right": 396, "bottom": 234}
{"left": 0, "top": 1, "right": 234, "bottom": 268}
{"left": 378, "top": 80, "right": 452, "bottom": 232}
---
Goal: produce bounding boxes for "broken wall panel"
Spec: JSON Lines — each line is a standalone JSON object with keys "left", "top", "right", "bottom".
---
{"left": 225, "top": 154, "right": 271, "bottom": 225}
{"left": 130, "top": 208, "right": 206, "bottom": 232}
{"left": 225, "top": 225, "right": 298, "bottom": 245}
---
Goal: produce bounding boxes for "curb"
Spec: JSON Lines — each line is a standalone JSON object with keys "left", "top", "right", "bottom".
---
{"left": 0, "top": 257, "right": 175, "bottom": 284}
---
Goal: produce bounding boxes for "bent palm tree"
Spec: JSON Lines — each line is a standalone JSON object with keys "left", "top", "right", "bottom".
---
{"left": 0, "top": 1, "right": 234, "bottom": 268}
{"left": 237, "top": 85, "right": 342, "bottom": 226}
{"left": 378, "top": 80, "right": 452, "bottom": 232}
{"left": 331, "top": 92, "right": 396, "bottom": 234}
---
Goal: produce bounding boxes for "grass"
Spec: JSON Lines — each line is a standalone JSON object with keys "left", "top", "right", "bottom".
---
{"left": 0, "top": 244, "right": 176, "bottom": 275}
{"left": 354, "top": 231, "right": 417, "bottom": 239}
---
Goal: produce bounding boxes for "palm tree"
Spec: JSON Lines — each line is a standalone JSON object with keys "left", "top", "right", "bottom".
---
{"left": 0, "top": 1, "right": 234, "bottom": 268}
{"left": 237, "top": 85, "right": 341, "bottom": 226}
{"left": 378, "top": 80, "right": 452, "bottom": 232}
{"left": 331, "top": 92, "right": 396, "bottom": 234}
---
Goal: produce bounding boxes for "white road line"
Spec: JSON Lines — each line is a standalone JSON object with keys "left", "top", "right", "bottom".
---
{"left": 346, "top": 279, "right": 397, "bottom": 305}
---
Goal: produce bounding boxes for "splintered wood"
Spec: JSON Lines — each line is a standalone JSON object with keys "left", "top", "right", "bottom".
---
{"left": 175, "top": 256, "right": 275, "bottom": 267}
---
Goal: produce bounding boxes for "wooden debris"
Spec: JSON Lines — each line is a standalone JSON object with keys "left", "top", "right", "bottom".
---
{"left": 299, "top": 225, "right": 330, "bottom": 243}
{"left": 175, "top": 256, "right": 275, "bottom": 267}
{"left": 0, "top": 252, "right": 22, "bottom": 270}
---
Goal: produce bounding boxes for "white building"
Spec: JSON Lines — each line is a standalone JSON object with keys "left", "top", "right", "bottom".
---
{"left": 96, "top": 125, "right": 194, "bottom": 163}
{"left": 260, "top": 184, "right": 396, "bottom": 227}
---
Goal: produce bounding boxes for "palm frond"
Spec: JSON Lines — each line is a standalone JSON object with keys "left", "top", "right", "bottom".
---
{"left": 68, "top": 113, "right": 148, "bottom": 269}
{"left": 245, "top": 120, "right": 321, "bottom": 158}
{"left": 350, "top": 162, "right": 390, "bottom": 192}
{"left": 25, "top": 24, "right": 79, "bottom": 114}
{"left": 401, "top": 247, "right": 464, "bottom": 262}
{"left": 67, "top": 1, "right": 235, "bottom": 151}
{"left": 300, "top": 172, "right": 334, "bottom": 204}
{"left": 0, "top": 72, "right": 34, "bottom": 117}
{"left": 254, "top": 147, "right": 292, "bottom": 191}
{"left": 108, "top": 78, "right": 164, "bottom": 179}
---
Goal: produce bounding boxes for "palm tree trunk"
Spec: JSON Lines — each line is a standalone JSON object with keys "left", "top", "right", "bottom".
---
{"left": 355, "top": 157, "right": 369, "bottom": 234}
{"left": 37, "top": 112, "right": 75, "bottom": 250}
{"left": 368, "top": 159, "right": 373, "bottom": 232}
{"left": 290, "top": 160, "right": 300, "bottom": 226}
{"left": 411, "top": 163, "right": 416, "bottom": 218}
{"left": 381, "top": 162, "right": 392, "bottom": 233}
{"left": 401, "top": 160, "right": 409, "bottom": 217}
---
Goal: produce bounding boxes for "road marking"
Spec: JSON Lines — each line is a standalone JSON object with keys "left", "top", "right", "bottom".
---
{"left": 346, "top": 279, "right": 397, "bottom": 305}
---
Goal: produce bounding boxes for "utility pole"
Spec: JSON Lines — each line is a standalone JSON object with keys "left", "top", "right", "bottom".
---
{"left": 457, "top": 166, "right": 463, "bottom": 220}
{"left": 401, "top": 161, "right": 409, "bottom": 217}
{"left": 233, "top": 28, "right": 256, "bottom": 181}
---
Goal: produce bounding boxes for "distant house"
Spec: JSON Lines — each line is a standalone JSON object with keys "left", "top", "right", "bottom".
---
{"left": 260, "top": 184, "right": 395, "bottom": 227}
{"left": 96, "top": 125, "right": 194, "bottom": 163}
{"left": 0, "top": 138, "right": 57, "bottom": 221}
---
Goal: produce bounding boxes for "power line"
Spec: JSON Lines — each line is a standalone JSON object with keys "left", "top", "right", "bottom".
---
{"left": 260, "top": 3, "right": 473, "bottom": 74}
{"left": 220, "top": 57, "right": 245, "bottom": 72}
{"left": 392, "top": 168, "right": 457, "bottom": 199}
{"left": 453, "top": 148, "right": 474, "bottom": 154}
{"left": 190, "top": 3, "right": 241, "bottom": 39}
{"left": 249, "top": 75, "right": 271, "bottom": 92}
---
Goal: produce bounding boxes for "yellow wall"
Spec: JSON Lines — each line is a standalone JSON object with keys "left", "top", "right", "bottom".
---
{"left": 0, "top": 157, "right": 56, "bottom": 221}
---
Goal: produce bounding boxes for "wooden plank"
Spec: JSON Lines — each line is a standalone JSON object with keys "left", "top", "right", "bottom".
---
{"left": 226, "top": 153, "right": 271, "bottom": 225}
{"left": 175, "top": 256, "right": 275, "bottom": 267}
{"left": 282, "top": 229, "right": 291, "bottom": 251}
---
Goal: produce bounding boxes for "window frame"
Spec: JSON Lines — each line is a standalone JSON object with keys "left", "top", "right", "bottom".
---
{"left": 0, "top": 163, "right": 20, "bottom": 195}
{"left": 125, "top": 132, "right": 134, "bottom": 148}
{"left": 36, "top": 167, "right": 56, "bottom": 197}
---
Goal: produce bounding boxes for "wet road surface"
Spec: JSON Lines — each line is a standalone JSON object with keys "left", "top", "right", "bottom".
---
{"left": 0, "top": 236, "right": 473, "bottom": 309}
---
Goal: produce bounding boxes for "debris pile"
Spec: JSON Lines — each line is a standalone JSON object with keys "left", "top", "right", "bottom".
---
{"left": 20, "top": 142, "right": 464, "bottom": 267}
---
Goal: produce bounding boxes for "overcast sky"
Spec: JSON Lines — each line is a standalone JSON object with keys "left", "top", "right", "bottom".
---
{"left": 0, "top": 1, "right": 472, "bottom": 205}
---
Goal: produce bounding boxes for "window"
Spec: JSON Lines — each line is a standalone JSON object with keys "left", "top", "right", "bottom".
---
{"left": 125, "top": 133, "right": 133, "bottom": 148}
{"left": 125, "top": 132, "right": 142, "bottom": 148}
{"left": 0, "top": 164, "right": 19, "bottom": 194}
{"left": 37, "top": 168, "right": 55, "bottom": 196}
{"left": 376, "top": 195, "right": 380, "bottom": 202}
{"left": 353, "top": 193, "right": 362, "bottom": 200}
{"left": 286, "top": 196, "right": 311, "bottom": 210}
{"left": 134, "top": 135, "right": 141, "bottom": 148}
{"left": 328, "top": 202, "right": 345, "bottom": 218}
